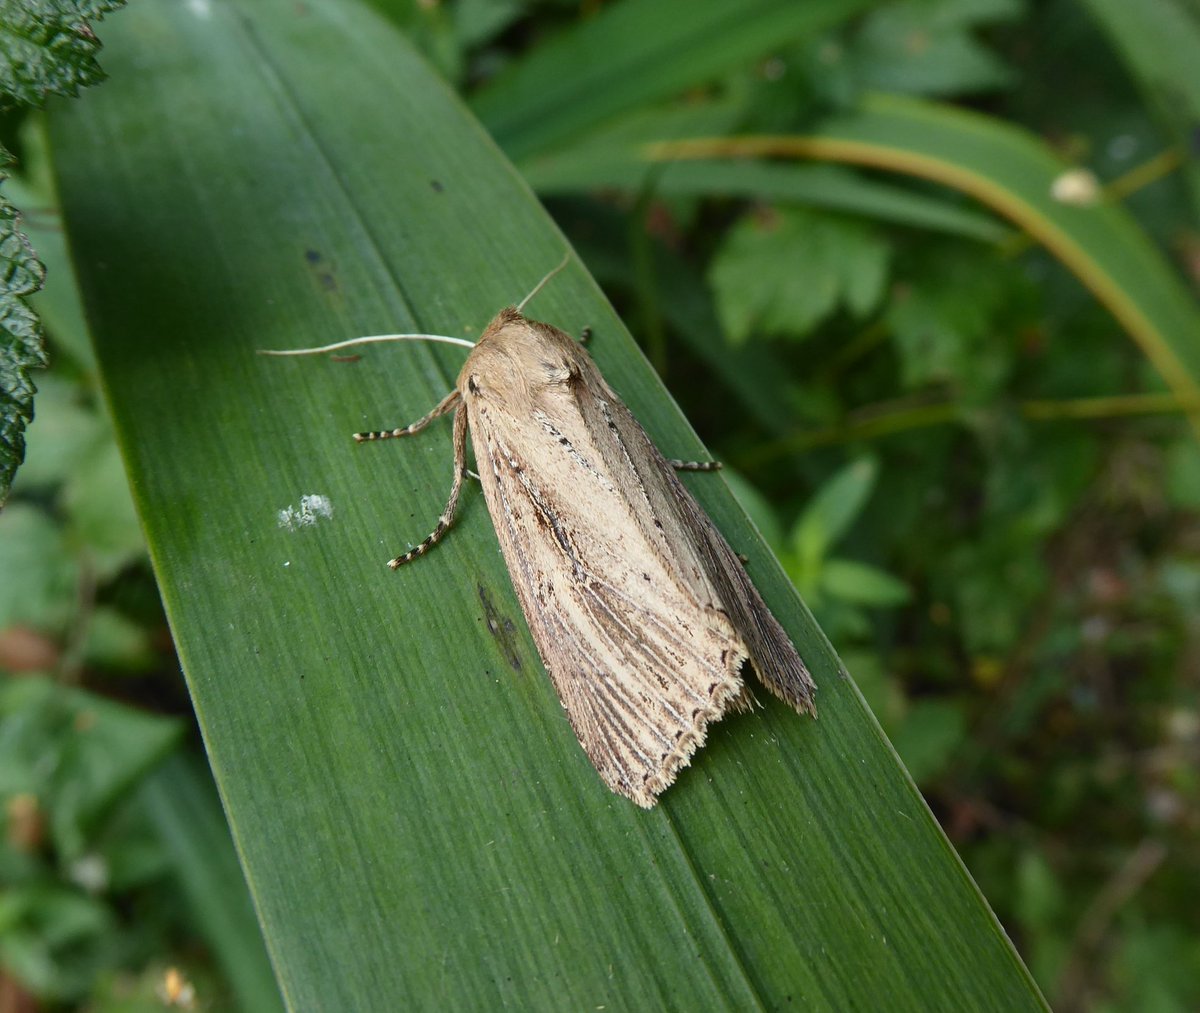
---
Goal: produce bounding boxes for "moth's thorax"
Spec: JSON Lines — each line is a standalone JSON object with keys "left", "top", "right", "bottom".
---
{"left": 457, "top": 308, "right": 590, "bottom": 411}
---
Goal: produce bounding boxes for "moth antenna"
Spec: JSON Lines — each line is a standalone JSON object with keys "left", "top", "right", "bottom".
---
{"left": 258, "top": 333, "right": 475, "bottom": 356}
{"left": 516, "top": 252, "right": 571, "bottom": 313}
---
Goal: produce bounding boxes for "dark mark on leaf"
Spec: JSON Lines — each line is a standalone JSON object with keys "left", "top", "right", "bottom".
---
{"left": 304, "top": 248, "right": 338, "bottom": 291}
{"left": 479, "top": 584, "right": 524, "bottom": 673}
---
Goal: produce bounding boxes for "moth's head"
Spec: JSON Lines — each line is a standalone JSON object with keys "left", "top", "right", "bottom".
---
{"left": 460, "top": 309, "right": 584, "bottom": 404}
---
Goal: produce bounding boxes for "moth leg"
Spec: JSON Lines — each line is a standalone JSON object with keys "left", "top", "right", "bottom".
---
{"left": 669, "top": 459, "right": 721, "bottom": 472}
{"left": 388, "top": 401, "right": 469, "bottom": 569}
{"left": 354, "top": 389, "right": 459, "bottom": 443}
{"left": 578, "top": 326, "right": 592, "bottom": 345}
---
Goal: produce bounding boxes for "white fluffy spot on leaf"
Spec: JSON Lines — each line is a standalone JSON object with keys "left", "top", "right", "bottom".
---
{"left": 277, "top": 494, "right": 334, "bottom": 531}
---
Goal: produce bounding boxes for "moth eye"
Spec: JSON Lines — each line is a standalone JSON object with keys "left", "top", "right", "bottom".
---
{"left": 467, "top": 376, "right": 481, "bottom": 395}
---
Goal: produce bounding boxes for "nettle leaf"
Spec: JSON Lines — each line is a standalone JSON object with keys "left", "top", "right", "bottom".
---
{"left": 850, "top": 0, "right": 1019, "bottom": 96}
{"left": 0, "top": 0, "right": 126, "bottom": 504}
{"left": 0, "top": 0, "right": 125, "bottom": 105}
{"left": 0, "top": 188, "right": 48, "bottom": 504}
{"left": 709, "top": 206, "right": 890, "bottom": 343}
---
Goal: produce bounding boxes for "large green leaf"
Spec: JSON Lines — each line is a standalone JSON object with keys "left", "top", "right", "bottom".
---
{"left": 46, "top": 1, "right": 1044, "bottom": 1009}
{"left": 0, "top": 0, "right": 128, "bottom": 503}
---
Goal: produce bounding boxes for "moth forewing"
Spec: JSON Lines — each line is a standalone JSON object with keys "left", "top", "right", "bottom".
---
{"left": 452, "top": 309, "right": 815, "bottom": 806}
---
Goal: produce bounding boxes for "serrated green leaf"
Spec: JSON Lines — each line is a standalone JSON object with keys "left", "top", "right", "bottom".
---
{"left": 0, "top": 184, "right": 48, "bottom": 506}
{"left": 0, "top": 1, "right": 127, "bottom": 504}
{"left": 710, "top": 206, "right": 889, "bottom": 343}
{"left": 9, "top": 373, "right": 106, "bottom": 492}
{"left": 5, "top": 121, "right": 95, "bottom": 369}
{"left": 0, "top": 0, "right": 126, "bottom": 105}
{"left": 45, "top": 2, "right": 1046, "bottom": 1009}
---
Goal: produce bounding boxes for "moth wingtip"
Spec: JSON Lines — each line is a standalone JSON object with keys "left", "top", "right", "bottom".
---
{"left": 635, "top": 679, "right": 746, "bottom": 806}
{"left": 785, "top": 689, "right": 818, "bottom": 720}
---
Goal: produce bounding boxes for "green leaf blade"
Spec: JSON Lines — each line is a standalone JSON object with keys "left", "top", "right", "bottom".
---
{"left": 46, "top": 2, "right": 1046, "bottom": 1009}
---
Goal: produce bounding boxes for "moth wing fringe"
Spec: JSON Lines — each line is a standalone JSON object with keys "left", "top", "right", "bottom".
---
{"left": 635, "top": 671, "right": 749, "bottom": 807}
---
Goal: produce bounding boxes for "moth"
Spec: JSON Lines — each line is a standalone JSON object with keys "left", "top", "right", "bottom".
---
{"left": 265, "top": 261, "right": 816, "bottom": 807}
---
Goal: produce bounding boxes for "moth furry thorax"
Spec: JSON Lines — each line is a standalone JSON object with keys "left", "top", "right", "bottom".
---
{"left": 441, "top": 307, "right": 816, "bottom": 807}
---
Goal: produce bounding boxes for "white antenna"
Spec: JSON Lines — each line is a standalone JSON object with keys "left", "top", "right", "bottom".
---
{"left": 258, "top": 332, "right": 475, "bottom": 357}
{"left": 258, "top": 253, "right": 572, "bottom": 356}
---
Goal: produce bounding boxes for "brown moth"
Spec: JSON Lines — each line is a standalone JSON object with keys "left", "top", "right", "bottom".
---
{"left": 265, "top": 264, "right": 816, "bottom": 807}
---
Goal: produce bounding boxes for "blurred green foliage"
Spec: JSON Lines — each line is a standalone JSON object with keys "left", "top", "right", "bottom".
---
{"left": 2, "top": 0, "right": 1198, "bottom": 1008}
